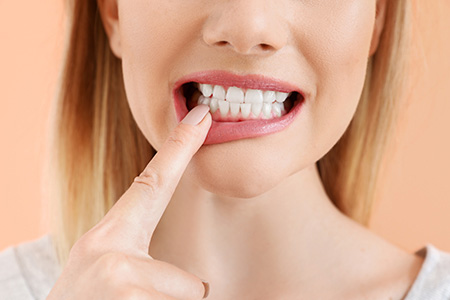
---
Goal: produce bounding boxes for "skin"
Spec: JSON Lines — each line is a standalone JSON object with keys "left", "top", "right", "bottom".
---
{"left": 48, "top": 107, "right": 214, "bottom": 299}
{"left": 92, "top": 0, "right": 425, "bottom": 299}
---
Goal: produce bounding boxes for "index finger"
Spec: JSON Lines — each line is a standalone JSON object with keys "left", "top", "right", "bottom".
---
{"left": 98, "top": 104, "right": 211, "bottom": 252}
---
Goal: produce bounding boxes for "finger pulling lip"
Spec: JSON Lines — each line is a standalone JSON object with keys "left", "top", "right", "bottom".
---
{"left": 172, "top": 70, "right": 307, "bottom": 145}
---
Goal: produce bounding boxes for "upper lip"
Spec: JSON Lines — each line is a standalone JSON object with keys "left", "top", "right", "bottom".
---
{"left": 173, "top": 70, "right": 305, "bottom": 97}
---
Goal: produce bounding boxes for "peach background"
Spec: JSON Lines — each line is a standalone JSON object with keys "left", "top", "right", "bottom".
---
{"left": 0, "top": 1, "right": 449, "bottom": 253}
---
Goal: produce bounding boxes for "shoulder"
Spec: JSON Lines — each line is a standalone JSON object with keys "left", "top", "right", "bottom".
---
{"left": 0, "top": 235, "right": 61, "bottom": 300}
{"left": 404, "top": 243, "right": 450, "bottom": 300}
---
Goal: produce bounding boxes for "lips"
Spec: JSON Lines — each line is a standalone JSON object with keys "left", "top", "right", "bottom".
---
{"left": 172, "top": 70, "right": 306, "bottom": 144}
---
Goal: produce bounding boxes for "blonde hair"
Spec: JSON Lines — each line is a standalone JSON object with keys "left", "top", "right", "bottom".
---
{"left": 47, "top": 0, "right": 411, "bottom": 267}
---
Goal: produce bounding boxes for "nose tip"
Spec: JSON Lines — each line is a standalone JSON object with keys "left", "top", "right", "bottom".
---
{"left": 202, "top": 2, "right": 288, "bottom": 55}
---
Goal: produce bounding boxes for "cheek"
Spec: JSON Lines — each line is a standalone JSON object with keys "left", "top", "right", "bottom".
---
{"left": 118, "top": 1, "right": 199, "bottom": 150}
{"left": 300, "top": 2, "right": 376, "bottom": 149}
{"left": 114, "top": 0, "right": 377, "bottom": 198}
{"left": 119, "top": 2, "right": 189, "bottom": 73}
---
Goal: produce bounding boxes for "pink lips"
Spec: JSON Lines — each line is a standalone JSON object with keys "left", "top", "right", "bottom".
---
{"left": 173, "top": 70, "right": 305, "bottom": 145}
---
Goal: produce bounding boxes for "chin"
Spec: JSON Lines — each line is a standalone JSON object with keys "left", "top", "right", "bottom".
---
{"left": 189, "top": 167, "right": 280, "bottom": 199}
{"left": 184, "top": 141, "right": 299, "bottom": 200}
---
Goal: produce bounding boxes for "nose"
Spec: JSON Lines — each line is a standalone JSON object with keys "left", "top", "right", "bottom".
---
{"left": 202, "top": 0, "right": 288, "bottom": 55}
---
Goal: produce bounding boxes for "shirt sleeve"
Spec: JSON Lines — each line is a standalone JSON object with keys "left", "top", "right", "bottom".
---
{"left": 0, "top": 246, "right": 36, "bottom": 300}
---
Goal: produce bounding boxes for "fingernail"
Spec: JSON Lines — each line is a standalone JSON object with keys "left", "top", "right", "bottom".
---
{"left": 201, "top": 280, "right": 210, "bottom": 299}
{"left": 181, "top": 104, "right": 210, "bottom": 125}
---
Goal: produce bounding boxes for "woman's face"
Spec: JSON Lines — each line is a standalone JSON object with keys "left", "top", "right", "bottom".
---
{"left": 101, "top": 0, "right": 385, "bottom": 197}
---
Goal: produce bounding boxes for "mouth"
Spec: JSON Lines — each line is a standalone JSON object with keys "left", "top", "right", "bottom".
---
{"left": 173, "top": 70, "right": 306, "bottom": 145}
{"left": 182, "top": 82, "right": 301, "bottom": 121}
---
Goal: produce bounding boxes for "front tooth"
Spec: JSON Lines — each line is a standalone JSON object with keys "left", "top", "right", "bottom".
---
{"left": 226, "top": 87, "right": 244, "bottom": 103}
{"left": 210, "top": 98, "right": 219, "bottom": 113}
{"left": 251, "top": 103, "right": 263, "bottom": 117}
{"left": 272, "top": 102, "right": 282, "bottom": 117}
{"left": 276, "top": 91, "right": 289, "bottom": 103}
{"left": 239, "top": 103, "right": 250, "bottom": 118}
{"left": 213, "top": 85, "right": 226, "bottom": 100}
{"left": 262, "top": 103, "right": 272, "bottom": 118}
{"left": 245, "top": 89, "right": 263, "bottom": 103}
{"left": 199, "top": 83, "right": 213, "bottom": 97}
{"left": 263, "top": 91, "right": 276, "bottom": 103}
{"left": 218, "top": 99, "right": 229, "bottom": 117}
{"left": 230, "top": 102, "right": 240, "bottom": 117}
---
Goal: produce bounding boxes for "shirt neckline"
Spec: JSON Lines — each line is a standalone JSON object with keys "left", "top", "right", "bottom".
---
{"left": 403, "top": 243, "right": 437, "bottom": 300}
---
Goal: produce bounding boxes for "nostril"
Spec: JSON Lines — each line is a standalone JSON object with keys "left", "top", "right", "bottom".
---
{"left": 259, "top": 43, "right": 272, "bottom": 51}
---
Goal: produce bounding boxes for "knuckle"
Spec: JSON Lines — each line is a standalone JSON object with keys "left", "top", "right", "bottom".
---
{"left": 97, "top": 252, "right": 132, "bottom": 282}
{"left": 134, "top": 167, "right": 162, "bottom": 195}
{"left": 69, "top": 235, "right": 99, "bottom": 259}
{"left": 166, "top": 128, "right": 191, "bottom": 149}
{"left": 69, "top": 224, "right": 113, "bottom": 259}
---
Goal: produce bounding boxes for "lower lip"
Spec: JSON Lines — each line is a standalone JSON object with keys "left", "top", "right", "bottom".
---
{"left": 173, "top": 89, "right": 304, "bottom": 145}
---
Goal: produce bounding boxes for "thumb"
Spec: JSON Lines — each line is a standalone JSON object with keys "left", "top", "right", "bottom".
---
{"left": 99, "top": 104, "right": 211, "bottom": 252}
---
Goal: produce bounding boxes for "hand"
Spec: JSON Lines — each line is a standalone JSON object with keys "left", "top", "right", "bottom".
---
{"left": 47, "top": 105, "right": 212, "bottom": 300}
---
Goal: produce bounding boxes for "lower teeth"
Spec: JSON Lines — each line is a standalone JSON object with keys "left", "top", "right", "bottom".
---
{"left": 197, "top": 95, "right": 286, "bottom": 120}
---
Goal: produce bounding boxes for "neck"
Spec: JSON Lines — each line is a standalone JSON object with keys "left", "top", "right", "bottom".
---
{"left": 149, "top": 164, "right": 412, "bottom": 298}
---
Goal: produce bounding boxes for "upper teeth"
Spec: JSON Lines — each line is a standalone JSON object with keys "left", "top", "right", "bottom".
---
{"left": 198, "top": 83, "right": 291, "bottom": 104}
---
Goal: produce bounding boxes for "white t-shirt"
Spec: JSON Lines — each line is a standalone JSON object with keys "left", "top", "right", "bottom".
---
{"left": 1, "top": 235, "right": 449, "bottom": 299}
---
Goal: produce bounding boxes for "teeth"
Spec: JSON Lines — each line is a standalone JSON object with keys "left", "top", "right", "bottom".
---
{"left": 276, "top": 92, "right": 289, "bottom": 103}
{"left": 201, "top": 84, "right": 292, "bottom": 104}
{"left": 245, "top": 89, "right": 264, "bottom": 104}
{"left": 240, "top": 103, "right": 251, "bottom": 118}
{"left": 272, "top": 102, "right": 282, "bottom": 117}
{"left": 194, "top": 83, "right": 294, "bottom": 120}
{"left": 199, "top": 83, "right": 213, "bottom": 97}
{"left": 210, "top": 98, "right": 219, "bottom": 113}
{"left": 262, "top": 103, "right": 272, "bottom": 118}
{"left": 218, "top": 99, "right": 229, "bottom": 117}
{"left": 213, "top": 85, "right": 226, "bottom": 100}
{"left": 230, "top": 102, "right": 240, "bottom": 117}
{"left": 263, "top": 91, "right": 276, "bottom": 103}
{"left": 251, "top": 103, "right": 263, "bottom": 117}
{"left": 198, "top": 95, "right": 210, "bottom": 106}
{"left": 226, "top": 87, "right": 245, "bottom": 103}
{"left": 196, "top": 96, "right": 287, "bottom": 119}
